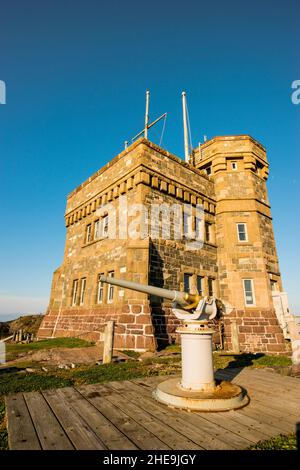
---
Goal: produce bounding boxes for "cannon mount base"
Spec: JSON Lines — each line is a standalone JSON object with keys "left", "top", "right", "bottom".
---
{"left": 153, "top": 377, "right": 249, "bottom": 412}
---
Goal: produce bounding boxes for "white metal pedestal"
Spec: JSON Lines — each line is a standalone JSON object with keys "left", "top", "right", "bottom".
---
{"left": 153, "top": 321, "right": 249, "bottom": 411}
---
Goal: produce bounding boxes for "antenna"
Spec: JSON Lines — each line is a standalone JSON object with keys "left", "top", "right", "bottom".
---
{"left": 182, "top": 91, "right": 189, "bottom": 163}
{"left": 144, "top": 90, "right": 150, "bottom": 139}
{"left": 130, "top": 90, "right": 167, "bottom": 144}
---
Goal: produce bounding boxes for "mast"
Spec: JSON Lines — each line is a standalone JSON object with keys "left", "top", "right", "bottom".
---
{"left": 182, "top": 91, "right": 189, "bottom": 163}
{"left": 144, "top": 90, "right": 150, "bottom": 139}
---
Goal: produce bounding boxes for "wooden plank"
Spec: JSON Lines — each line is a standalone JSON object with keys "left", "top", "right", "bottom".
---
{"left": 234, "top": 404, "right": 294, "bottom": 434}
{"left": 216, "top": 370, "right": 300, "bottom": 411}
{"left": 241, "top": 369, "right": 300, "bottom": 393}
{"left": 120, "top": 378, "right": 252, "bottom": 449}
{"left": 215, "top": 369, "right": 300, "bottom": 402}
{"left": 226, "top": 368, "right": 300, "bottom": 397}
{"left": 219, "top": 409, "right": 283, "bottom": 438}
{"left": 107, "top": 380, "right": 247, "bottom": 450}
{"left": 247, "top": 368, "right": 300, "bottom": 386}
{"left": 24, "top": 392, "right": 74, "bottom": 450}
{"left": 91, "top": 384, "right": 199, "bottom": 450}
{"left": 248, "top": 400, "right": 300, "bottom": 426}
{"left": 216, "top": 367, "right": 300, "bottom": 392}
{"left": 5, "top": 394, "right": 41, "bottom": 450}
{"left": 115, "top": 379, "right": 254, "bottom": 450}
{"left": 77, "top": 384, "right": 174, "bottom": 450}
{"left": 245, "top": 388, "right": 299, "bottom": 417}
{"left": 114, "top": 377, "right": 298, "bottom": 445}
{"left": 42, "top": 389, "right": 106, "bottom": 450}
{"left": 130, "top": 376, "right": 297, "bottom": 433}
{"left": 57, "top": 387, "right": 137, "bottom": 450}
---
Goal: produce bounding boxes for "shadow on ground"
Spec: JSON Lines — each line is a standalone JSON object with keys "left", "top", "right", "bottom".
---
{"left": 216, "top": 353, "right": 265, "bottom": 380}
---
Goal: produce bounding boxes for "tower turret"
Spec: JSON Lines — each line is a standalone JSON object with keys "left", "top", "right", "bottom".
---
{"left": 194, "top": 135, "right": 287, "bottom": 353}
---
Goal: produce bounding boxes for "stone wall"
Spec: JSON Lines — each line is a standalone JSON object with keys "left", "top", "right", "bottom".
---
{"left": 38, "top": 302, "right": 156, "bottom": 351}
{"left": 223, "top": 309, "right": 288, "bottom": 355}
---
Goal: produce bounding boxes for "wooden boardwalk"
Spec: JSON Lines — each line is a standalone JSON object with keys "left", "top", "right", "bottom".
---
{"left": 5, "top": 368, "right": 300, "bottom": 450}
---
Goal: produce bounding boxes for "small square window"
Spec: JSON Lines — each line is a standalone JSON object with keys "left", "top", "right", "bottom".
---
{"left": 97, "top": 274, "right": 104, "bottom": 303}
{"left": 270, "top": 280, "right": 278, "bottom": 292}
{"left": 94, "top": 220, "right": 100, "bottom": 239}
{"left": 71, "top": 280, "right": 79, "bottom": 306}
{"left": 85, "top": 224, "right": 92, "bottom": 243}
{"left": 205, "top": 222, "right": 211, "bottom": 242}
{"left": 101, "top": 215, "right": 109, "bottom": 237}
{"left": 184, "top": 273, "right": 192, "bottom": 293}
{"left": 183, "top": 212, "right": 192, "bottom": 238}
{"left": 237, "top": 223, "right": 248, "bottom": 242}
{"left": 206, "top": 166, "right": 212, "bottom": 176}
{"left": 79, "top": 278, "right": 86, "bottom": 306}
{"left": 231, "top": 162, "right": 237, "bottom": 170}
{"left": 243, "top": 279, "right": 255, "bottom": 306}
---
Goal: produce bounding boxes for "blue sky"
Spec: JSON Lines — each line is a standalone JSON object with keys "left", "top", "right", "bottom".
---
{"left": 0, "top": 0, "right": 299, "bottom": 320}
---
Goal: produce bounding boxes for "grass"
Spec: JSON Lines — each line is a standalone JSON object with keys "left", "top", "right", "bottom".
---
{"left": 121, "top": 350, "right": 141, "bottom": 359}
{"left": 0, "top": 345, "right": 294, "bottom": 450}
{"left": 249, "top": 433, "right": 297, "bottom": 450}
{"left": 5, "top": 337, "right": 93, "bottom": 361}
{"left": 213, "top": 352, "right": 292, "bottom": 371}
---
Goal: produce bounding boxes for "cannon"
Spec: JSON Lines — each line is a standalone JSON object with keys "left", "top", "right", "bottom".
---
{"left": 100, "top": 274, "right": 249, "bottom": 411}
{"left": 99, "top": 275, "right": 218, "bottom": 320}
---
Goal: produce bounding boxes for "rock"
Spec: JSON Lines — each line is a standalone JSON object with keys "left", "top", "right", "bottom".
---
{"left": 58, "top": 364, "right": 65, "bottom": 369}
{"left": 114, "top": 357, "right": 126, "bottom": 363}
{"left": 41, "top": 367, "right": 48, "bottom": 372}
{"left": 139, "top": 351, "right": 156, "bottom": 361}
{"left": 291, "top": 363, "right": 300, "bottom": 376}
{"left": 64, "top": 365, "right": 70, "bottom": 370}
{"left": 26, "top": 368, "right": 35, "bottom": 373}
{"left": 70, "top": 363, "right": 75, "bottom": 369}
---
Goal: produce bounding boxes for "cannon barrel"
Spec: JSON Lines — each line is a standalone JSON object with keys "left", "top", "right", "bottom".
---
{"left": 99, "top": 275, "right": 201, "bottom": 309}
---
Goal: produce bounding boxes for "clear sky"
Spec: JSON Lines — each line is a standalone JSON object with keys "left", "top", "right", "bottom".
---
{"left": 0, "top": 0, "right": 299, "bottom": 320}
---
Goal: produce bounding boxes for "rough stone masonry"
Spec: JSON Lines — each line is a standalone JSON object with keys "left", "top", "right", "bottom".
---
{"left": 38, "top": 135, "right": 290, "bottom": 354}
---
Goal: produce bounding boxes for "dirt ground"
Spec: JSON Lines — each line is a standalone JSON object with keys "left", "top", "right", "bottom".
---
{"left": 6, "top": 344, "right": 135, "bottom": 367}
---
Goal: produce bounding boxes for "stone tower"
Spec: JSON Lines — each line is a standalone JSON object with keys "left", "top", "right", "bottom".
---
{"left": 193, "top": 136, "right": 286, "bottom": 353}
{"left": 38, "top": 136, "right": 289, "bottom": 354}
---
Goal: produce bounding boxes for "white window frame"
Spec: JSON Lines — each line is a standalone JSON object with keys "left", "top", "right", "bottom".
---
{"left": 183, "top": 212, "right": 192, "bottom": 239}
{"left": 101, "top": 215, "right": 109, "bottom": 238}
{"left": 79, "top": 278, "right": 86, "bottom": 306}
{"left": 237, "top": 223, "right": 248, "bottom": 242}
{"left": 107, "top": 271, "right": 115, "bottom": 303}
{"left": 243, "top": 279, "right": 256, "bottom": 306}
{"left": 97, "top": 274, "right": 104, "bottom": 304}
{"left": 71, "top": 279, "right": 79, "bottom": 306}
{"left": 86, "top": 224, "right": 92, "bottom": 243}
{"left": 94, "top": 220, "right": 100, "bottom": 240}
